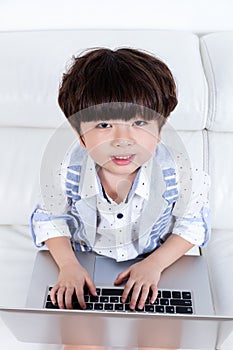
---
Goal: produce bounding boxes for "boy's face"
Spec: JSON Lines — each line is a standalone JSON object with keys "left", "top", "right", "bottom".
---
{"left": 79, "top": 117, "right": 160, "bottom": 177}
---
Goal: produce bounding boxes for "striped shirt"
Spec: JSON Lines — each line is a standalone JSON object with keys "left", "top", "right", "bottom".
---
{"left": 30, "top": 142, "right": 211, "bottom": 262}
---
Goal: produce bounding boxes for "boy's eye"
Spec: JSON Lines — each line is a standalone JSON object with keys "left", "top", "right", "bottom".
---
{"left": 133, "top": 120, "right": 147, "bottom": 127}
{"left": 96, "top": 122, "right": 111, "bottom": 129}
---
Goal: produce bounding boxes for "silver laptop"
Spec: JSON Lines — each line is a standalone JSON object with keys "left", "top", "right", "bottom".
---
{"left": 1, "top": 250, "right": 233, "bottom": 349}
{"left": 26, "top": 250, "right": 214, "bottom": 315}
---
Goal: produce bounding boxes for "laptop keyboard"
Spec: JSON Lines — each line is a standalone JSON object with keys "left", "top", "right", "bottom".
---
{"left": 45, "top": 286, "right": 193, "bottom": 314}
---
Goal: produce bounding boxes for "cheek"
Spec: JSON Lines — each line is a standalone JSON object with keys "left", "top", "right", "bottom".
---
{"left": 137, "top": 140, "right": 158, "bottom": 164}
{"left": 84, "top": 133, "right": 105, "bottom": 149}
{"left": 87, "top": 141, "right": 110, "bottom": 166}
{"left": 139, "top": 137, "right": 159, "bottom": 156}
{"left": 86, "top": 137, "right": 109, "bottom": 152}
{"left": 148, "top": 139, "right": 159, "bottom": 153}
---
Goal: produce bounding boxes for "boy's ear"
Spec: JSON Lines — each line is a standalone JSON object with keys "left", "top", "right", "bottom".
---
{"left": 71, "top": 126, "right": 86, "bottom": 148}
{"left": 79, "top": 135, "right": 86, "bottom": 148}
{"left": 157, "top": 116, "right": 169, "bottom": 142}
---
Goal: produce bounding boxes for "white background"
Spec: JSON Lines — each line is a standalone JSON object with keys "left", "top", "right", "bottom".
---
{"left": 0, "top": 0, "right": 233, "bottom": 33}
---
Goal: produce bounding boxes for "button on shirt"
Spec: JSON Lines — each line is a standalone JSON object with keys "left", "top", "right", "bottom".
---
{"left": 80, "top": 155, "right": 152, "bottom": 261}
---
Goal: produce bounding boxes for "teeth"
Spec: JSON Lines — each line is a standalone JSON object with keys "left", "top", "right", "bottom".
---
{"left": 114, "top": 155, "right": 131, "bottom": 160}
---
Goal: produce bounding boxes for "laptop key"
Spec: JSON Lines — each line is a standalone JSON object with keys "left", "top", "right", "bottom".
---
{"left": 155, "top": 305, "right": 165, "bottom": 313}
{"left": 170, "top": 299, "right": 192, "bottom": 306}
{"left": 73, "top": 302, "right": 82, "bottom": 310}
{"left": 102, "top": 288, "right": 123, "bottom": 296}
{"left": 160, "top": 298, "right": 169, "bottom": 305}
{"left": 84, "top": 286, "right": 90, "bottom": 295}
{"left": 46, "top": 301, "right": 59, "bottom": 309}
{"left": 176, "top": 306, "right": 193, "bottom": 314}
{"left": 125, "top": 295, "right": 131, "bottom": 303}
{"left": 90, "top": 295, "right": 99, "bottom": 302}
{"left": 110, "top": 296, "right": 119, "bottom": 303}
{"left": 125, "top": 304, "right": 132, "bottom": 311}
{"left": 100, "top": 296, "right": 109, "bottom": 303}
{"left": 166, "top": 306, "right": 175, "bottom": 313}
{"left": 104, "top": 303, "right": 114, "bottom": 311}
{"left": 135, "top": 305, "right": 145, "bottom": 312}
{"left": 94, "top": 303, "right": 104, "bottom": 310}
{"left": 172, "top": 291, "right": 181, "bottom": 299}
{"left": 162, "top": 291, "right": 171, "bottom": 298}
{"left": 145, "top": 305, "right": 155, "bottom": 312}
{"left": 115, "top": 304, "right": 124, "bottom": 311}
{"left": 84, "top": 295, "right": 89, "bottom": 302}
{"left": 84, "top": 287, "right": 99, "bottom": 295}
{"left": 86, "top": 303, "right": 94, "bottom": 310}
{"left": 182, "top": 291, "right": 192, "bottom": 299}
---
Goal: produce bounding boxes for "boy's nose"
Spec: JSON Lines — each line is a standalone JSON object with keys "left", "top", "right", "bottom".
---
{"left": 111, "top": 124, "right": 135, "bottom": 147}
{"left": 111, "top": 138, "right": 135, "bottom": 148}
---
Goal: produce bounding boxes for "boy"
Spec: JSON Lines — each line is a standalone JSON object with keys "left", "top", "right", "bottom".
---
{"left": 31, "top": 47, "right": 210, "bottom": 316}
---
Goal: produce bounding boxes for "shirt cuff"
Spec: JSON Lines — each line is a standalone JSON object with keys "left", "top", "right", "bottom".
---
{"left": 33, "top": 219, "right": 71, "bottom": 246}
{"left": 172, "top": 207, "right": 211, "bottom": 247}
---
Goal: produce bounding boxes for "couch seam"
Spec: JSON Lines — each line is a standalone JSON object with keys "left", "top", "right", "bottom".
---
{"left": 202, "top": 129, "right": 210, "bottom": 174}
{"left": 198, "top": 37, "right": 209, "bottom": 131}
{"left": 199, "top": 37, "right": 217, "bottom": 131}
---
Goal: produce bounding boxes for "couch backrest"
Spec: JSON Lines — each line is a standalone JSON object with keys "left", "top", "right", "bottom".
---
{"left": 0, "top": 30, "right": 232, "bottom": 229}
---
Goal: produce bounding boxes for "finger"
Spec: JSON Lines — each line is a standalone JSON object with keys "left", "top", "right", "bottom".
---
{"left": 130, "top": 283, "right": 142, "bottom": 310}
{"left": 114, "top": 269, "right": 130, "bottom": 285}
{"left": 64, "top": 286, "right": 75, "bottom": 309}
{"left": 85, "top": 276, "right": 97, "bottom": 296}
{"left": 50, "top": 285, "right": 59, "bottom": 305}
{"left": 57, "top": 287, "right": 66, "bottom": 309}
{"left": 150, "top": 284, "right": 158, "bottom": 304}
{"left": 75, "top": 287, "right": 86, "bottom": 309}
{"left": 121, "top": 278, "right": 134, "bottom": 303}
{"left": 137, "top": 285, "right": 150, "bottom": 309}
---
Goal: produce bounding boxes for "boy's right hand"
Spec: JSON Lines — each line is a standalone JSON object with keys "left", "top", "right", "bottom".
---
{"left": 50, "top": 261, "right": 97, "bottom": 309}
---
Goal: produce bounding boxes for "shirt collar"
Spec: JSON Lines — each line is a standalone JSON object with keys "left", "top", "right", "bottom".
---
{"left": 79, "top": 155, "right": 101, "bottom": 198}
{"left": 129, "top": 157, "right": 152, "bottom": 201}
{"left": 80, "top": 154, "right": 152, "bottom": 201}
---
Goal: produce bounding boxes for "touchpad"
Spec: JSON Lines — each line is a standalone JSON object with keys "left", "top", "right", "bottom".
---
{"left": 93, "top": 256, "right": 141, "bottom": 285}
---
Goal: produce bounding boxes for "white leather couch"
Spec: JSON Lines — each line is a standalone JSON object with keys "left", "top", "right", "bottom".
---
{"left": 0, "top": 29, "right": 233, "bottom": 349}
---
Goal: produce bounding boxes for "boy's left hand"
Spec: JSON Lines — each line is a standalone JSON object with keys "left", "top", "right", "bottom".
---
{"left": 114, "top": 258, "right": 162, "bottom": 310}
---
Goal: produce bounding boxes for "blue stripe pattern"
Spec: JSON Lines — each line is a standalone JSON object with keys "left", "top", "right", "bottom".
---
{"left": 162, "top": 168, "right": 178, "bottom": 204}
{"left": 66, "top": 165, "right": 81, "bottom": 201}
{"left": 141, "top": 168, "right": 178, "bottom": 253}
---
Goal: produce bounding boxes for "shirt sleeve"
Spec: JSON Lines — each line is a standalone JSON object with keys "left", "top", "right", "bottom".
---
{"left": 29, "top": 160, "right": 80, "bottom": 247}
{"left": 30, "top": 200, "right": 79, "bottom": 248}
{"left": 171, "top": 169, "right": 211, "bottom": 247}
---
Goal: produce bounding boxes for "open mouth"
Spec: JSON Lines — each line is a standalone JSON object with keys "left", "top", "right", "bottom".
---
{"left": 111, "top": 154, "right": 135, "bottom": 165}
